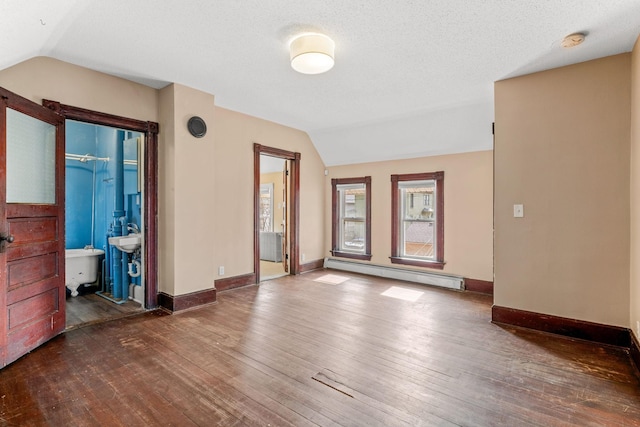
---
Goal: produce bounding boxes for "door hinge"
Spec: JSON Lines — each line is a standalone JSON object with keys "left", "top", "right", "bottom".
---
{"left": 285, "top": 254, "right": 289, "bottom": 260}
{"left": 492, "top": 122, "right": 495, "bottom": 135}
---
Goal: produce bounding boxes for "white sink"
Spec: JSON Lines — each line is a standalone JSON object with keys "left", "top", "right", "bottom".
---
{"left": 108, "top": 234, "right": 142, "bottom": 253}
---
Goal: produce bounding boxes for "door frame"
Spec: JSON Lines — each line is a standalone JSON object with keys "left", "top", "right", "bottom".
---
{"left": 254, "top": 143, "right": 300, "bottom": 282}
{"left": 43, "top": 100, "right": 159, "bottom": 309}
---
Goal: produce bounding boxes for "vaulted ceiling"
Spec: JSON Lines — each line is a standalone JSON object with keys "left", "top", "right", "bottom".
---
{"left": 2, "top": 1, "right": 639, "bottom": 165}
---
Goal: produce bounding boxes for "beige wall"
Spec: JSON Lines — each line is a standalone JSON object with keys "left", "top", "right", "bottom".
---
{"left": 326, "top": 151, "right": 494, "bottom": 281}
{"left": 495, "top": 54, "right": 631, "bottom": 327}
{"left": 631, "top": 36, "right": 640, "bottom": 339}
{"left": 158, "top": 85, "right": 176, "bottom": 294}
{"left": 213, "top": 107, "right": 326, "bottom": 279}
{"left": 0, "top": 57, "right": 326, "bottom": 298}
{"left": 158, "top": 84, "right": 217, "bottom": 295}
{"left": 0, "top": 57, "right": 158, "bottom": 121}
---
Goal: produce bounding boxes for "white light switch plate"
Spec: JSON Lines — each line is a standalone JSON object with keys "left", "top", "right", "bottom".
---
{"left": 513, "top": 204, "right": 524, "bottom": 218}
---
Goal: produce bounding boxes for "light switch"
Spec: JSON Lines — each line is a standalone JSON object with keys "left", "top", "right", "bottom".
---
{"left": 513, "top": 204, "right": 524, "bottom": 218}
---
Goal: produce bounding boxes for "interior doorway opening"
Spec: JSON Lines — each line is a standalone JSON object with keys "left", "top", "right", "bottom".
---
{"left": 254, "top": 144, "right": 301, "bottom": 283}
{"left": 64, "top": 120, "right": 145, "bottom": 329}
{"left": 43, "top": 98, "right": 160, "bottom": 322}
{"left": 259, "top": 155, "right": 289, "bottom": 281}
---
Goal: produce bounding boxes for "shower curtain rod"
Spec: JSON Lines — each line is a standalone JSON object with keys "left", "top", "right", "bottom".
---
{"left": 66, "top": 153, "right": 137, "bottom": 165}
{"left": 65, "top": 153, "right": 110, "bottom": 163}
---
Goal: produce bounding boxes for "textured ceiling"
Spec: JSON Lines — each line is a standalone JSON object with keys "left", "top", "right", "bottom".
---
{"left": 2, "top": 1, "right": 640, "bottom": 165}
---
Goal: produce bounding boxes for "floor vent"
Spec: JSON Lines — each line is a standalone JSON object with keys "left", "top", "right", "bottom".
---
{"left": 323, "top": 257, "right": 464, "bottom": 291}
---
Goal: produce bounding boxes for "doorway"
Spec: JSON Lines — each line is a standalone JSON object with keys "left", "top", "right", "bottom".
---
{"left": 259, "top": 155, "right": 289, "bottom": 281}
{"left": 253, "top": 144, "right": 301, "bottom": 282}
{"left": 64, "top": 121, "right": 145, "bottom": 328}
{"left": 43, "top": 99, "right": 159, "bottom": 313}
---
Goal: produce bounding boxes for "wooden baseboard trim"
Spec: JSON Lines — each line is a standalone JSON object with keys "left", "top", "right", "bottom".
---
{"left": 158, "top": 288, "right": 217, "bottom": 313}
{"left": 492, "top": 305, "right": 630, "bottom": 348}
{"left": 300, "top": 259, "right": 324, "bottom": 273}
{"left": 630, "top": 332, "right": 640, "bottom": 376}
{"left": 464, "top": 278, "right": 493, "bottom": 295}
{"left": 215, "top": 273, "right": 256, "bottom": 292}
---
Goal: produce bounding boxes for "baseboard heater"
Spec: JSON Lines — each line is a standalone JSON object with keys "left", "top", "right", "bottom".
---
{"left": 323, "top": 257, "right": 464, "bottom": 291}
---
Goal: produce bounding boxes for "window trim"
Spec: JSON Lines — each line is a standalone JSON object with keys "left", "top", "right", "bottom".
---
{"left": 391, "top": 171, "right": 445, "bottom": 269}
{"left": 331, "top": 176, "right": 372, "bottom": 261}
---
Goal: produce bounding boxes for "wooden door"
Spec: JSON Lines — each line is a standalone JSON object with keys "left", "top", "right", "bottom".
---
{"left": 0, "top": 87, "right": 65, "bottom": 367}
{"left": 282, "top": 161, "right": 288, "bottom": 273}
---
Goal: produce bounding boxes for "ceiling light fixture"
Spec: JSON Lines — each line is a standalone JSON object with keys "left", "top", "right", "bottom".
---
{"left": 561, "top": 33, "right": 586, "bottom": 48}
{"left": 290, "top": 33, "right": 335, "bottom": 75}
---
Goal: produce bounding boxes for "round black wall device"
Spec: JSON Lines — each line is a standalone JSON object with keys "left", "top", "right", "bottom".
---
{"left": 187, "top": 116, "right": 207, "bottom": 138}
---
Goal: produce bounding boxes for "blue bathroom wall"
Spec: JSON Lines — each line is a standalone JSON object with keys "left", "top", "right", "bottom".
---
{"left": 65, "top": 121, "right": 96, "bottom": 249}
{"left": 66, "top": 123, "right": 142, "bottom": 252}
{"left": 124, "top": 135, "right": 142, "bottom": 231}
{"left": 94, "top": 126, "right": 118, "bottom": 251}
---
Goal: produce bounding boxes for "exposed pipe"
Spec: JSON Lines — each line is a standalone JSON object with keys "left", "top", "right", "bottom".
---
{"left": 111, "top": 130, "right": 126, "bottom": 301}
{"left": 104, "top": 227, "right": 112, "bottom": 290}
{"left": 128, "top": 259, "right": 141, "bottom": 278}
{"left": 121, "top": 229, "right": 129, "bottom": 301}
{"left": 92, "top": 130, "right": 146, "bottom": 305}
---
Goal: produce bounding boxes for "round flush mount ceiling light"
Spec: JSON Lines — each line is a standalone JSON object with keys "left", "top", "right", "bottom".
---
{"left": 561, "top": 32, "right": 586, "bottom": 48}
{"left": 290, "top": 33, "right": 335, "bottom": 74}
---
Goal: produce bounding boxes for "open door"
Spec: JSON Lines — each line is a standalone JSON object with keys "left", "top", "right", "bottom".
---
{"left": 282, "top": 160, "right": 289, "bottom": 273}
{"left": 0, "top": 87, "right": 65, "bottom": 367}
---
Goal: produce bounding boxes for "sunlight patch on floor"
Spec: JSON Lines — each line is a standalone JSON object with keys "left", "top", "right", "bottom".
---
{"left": 314, "top": 274, "right": 350, "bottom": 285}
{"left": 381, "top": 286, "right": 424, "bottom": 302}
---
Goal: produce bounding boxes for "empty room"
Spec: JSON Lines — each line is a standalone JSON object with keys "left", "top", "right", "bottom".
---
{"left": 1, "top": 1, "right": 640, "bottom": 425}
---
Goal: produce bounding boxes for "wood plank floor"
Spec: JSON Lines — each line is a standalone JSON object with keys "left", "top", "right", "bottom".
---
{"left": 65, "top": 289, "right": 144, "bottom": 330}
{"left": 2, "top": 269, "right": 639, "bottom": 426}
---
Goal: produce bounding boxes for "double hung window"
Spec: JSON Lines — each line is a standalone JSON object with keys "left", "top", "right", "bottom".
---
{"left": 331, "top": 177, "right": 371, "bottom": 260}
{"left": 391, "top": 172, "right": 444, "bottom": 269}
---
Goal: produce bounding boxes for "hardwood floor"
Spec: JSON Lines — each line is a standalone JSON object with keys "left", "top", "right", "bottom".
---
{"left": 2, "top": 269, "right": 639, "bottom": 426}
{"left": 65, "top": 287, "right": 144, "bottom": 330}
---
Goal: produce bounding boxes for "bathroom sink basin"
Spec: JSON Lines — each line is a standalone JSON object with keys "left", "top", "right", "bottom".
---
{"left": 108, "top": 234, "right": 141, "bottom": 253}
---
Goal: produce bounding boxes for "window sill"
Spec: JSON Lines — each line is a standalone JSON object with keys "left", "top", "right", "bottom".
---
{"left": 390, "top": 257, "right": 445, "bottom": 270}
{"left": 331, "top": 251, "right": 372, "bottom": 261}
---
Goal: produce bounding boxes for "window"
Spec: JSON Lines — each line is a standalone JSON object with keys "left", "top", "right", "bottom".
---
{"left": 391, "top": 172, "right": 444, "bottom": 269}
{"left": 331, "top": 176, "right": 372, "bottom": 260}
{"left": 259, "top": 183, "right": 274, "bottom": 232}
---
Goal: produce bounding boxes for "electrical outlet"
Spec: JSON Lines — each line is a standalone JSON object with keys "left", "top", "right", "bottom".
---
{"left": 218, "top": 266, "right": 224, "bottom": 276}
{"left": 301, "top": 253, "right": 306, "bottom": 262}
{"left": 513, "top": 204, "right": 524, "bottom": 218}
